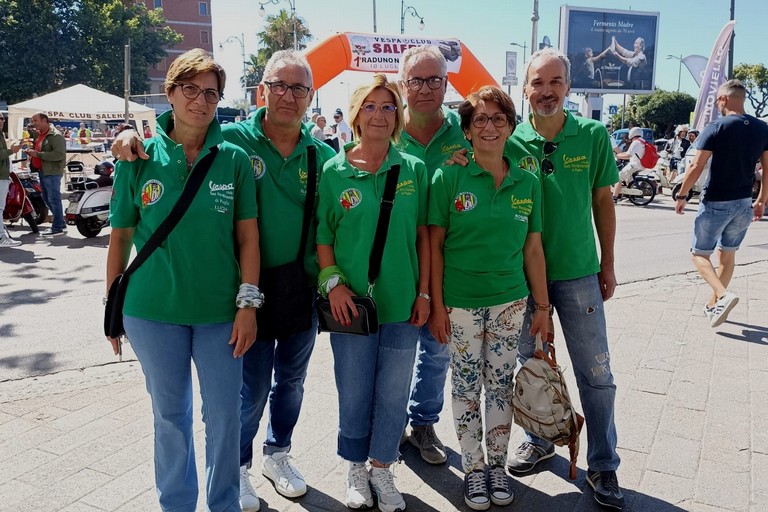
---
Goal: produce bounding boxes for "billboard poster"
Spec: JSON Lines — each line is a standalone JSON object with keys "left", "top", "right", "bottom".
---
{"left": 559, "top": 6, "right": 660, "bottom": 94}
{"left": 345, "top": 33, "right": 463, "bottom": 74}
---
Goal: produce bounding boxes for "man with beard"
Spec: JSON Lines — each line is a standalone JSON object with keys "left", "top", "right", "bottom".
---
{"left": 508, "top": 48, "right": 624, "bottom": 510}
{"left": 675, "top": 79, "right": 768, "bottom": 328}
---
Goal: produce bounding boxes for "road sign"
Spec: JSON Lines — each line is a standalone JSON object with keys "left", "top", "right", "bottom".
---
{"left": 502, "top": 76, "right": 518, "bottom": 86}
{"left": 609, "top": 105, "right": 618, "bottom": 115}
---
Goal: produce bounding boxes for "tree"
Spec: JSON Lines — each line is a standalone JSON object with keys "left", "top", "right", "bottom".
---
{"left": 611, "top": 89, "right": 696, "bottom": 137}
{"left": 734, "top": 63, "right": 768, "bottom": 118}
{"left": 0, "top": 0, "right": 180, "bottom": 103}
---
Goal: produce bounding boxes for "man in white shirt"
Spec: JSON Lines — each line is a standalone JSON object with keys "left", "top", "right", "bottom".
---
{"left": 333, "top": 108, "right": 353, "bottom": 145}
{"left": 613, "top": 127, "right": 646, "bottom": 201}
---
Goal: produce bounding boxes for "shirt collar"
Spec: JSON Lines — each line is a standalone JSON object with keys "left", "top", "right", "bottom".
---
{"left": 333, "top": 143, "right": 404, "bottom": 178}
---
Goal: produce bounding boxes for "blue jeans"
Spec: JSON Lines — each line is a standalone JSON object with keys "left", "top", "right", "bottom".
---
{"left": 239, "top": 311, "right": 317, "bottom": 466}
{"left": 331, "top": 321, "right": 419, "bottom": 464}
{"left": 516, "top": 275, "right": 620, "bottom": 472}
{"left": 407, "top": 324, "right": 450, "bottom": 427}
{"left": 124, "top": 316, "right": 242, "bottom": 512}
{"left": 39, "top": 173, "right": 65, "bottom": 231}
{"left": 692, "top": 198, "right": 753, "bottom": 255}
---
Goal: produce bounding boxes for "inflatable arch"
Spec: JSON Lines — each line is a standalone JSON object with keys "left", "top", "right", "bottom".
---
{"left": 268, "top": 33, "right": 499, "bottom": 103}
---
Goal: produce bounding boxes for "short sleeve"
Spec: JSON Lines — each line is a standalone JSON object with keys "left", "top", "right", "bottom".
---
{"left": 232, "top": 149, "right": 258, "bottom": 221}
{"left": 592, "top": 127, "right": 620, "bottom": 188}
{"left": 109, "top": 160, "right": 140, "bottom": 228}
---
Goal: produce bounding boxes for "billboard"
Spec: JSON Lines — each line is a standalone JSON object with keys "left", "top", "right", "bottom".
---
{"left": 560, "top": 6, "right": 659, "bottom": 94}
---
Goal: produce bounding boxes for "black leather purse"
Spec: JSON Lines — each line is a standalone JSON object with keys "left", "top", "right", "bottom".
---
{"left": 316, "top": 164, "right": 401, "bottom": 336}
{"left": 104, "top": 147, "right": 219, "bottom": 339}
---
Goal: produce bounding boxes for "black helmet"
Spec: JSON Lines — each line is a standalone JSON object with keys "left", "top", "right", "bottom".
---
{"left": 94, "top": 161, "right": 115, "bottom": 176}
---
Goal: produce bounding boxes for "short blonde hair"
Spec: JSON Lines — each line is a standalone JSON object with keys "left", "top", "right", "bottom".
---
{"left": 348, "top": 74, "right": 405, "bottom": 144}
{"left": 164, "top": 48, "right": 226, "bottom": 96}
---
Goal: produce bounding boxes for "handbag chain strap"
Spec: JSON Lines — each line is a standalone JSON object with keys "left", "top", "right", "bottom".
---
{"left": 122, "top": 145, "right": 219, "bottom": 277}
{"left": 366, "top": 163, "right": 401, "bottom": 295}
{"left": 296, "top": 144, "right": 318, "bottom": 265}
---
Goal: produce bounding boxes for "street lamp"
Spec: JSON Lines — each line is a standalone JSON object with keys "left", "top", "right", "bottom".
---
{"left": 511, "top": 42, "right": 528, "bottom": 118}
{"left": 220, "top": 34, "right": 248, "bottom": 104}
{"left": 400, "top": 1, "right": 425, "bottom": 35}
{"left": 258, "top": 0, "right": 298, "bottom": 50}
{"left": 667, "top": 54, "right": 683, "bottom": 92}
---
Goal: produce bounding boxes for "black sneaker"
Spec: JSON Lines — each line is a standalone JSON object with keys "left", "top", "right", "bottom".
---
{"left": 488, "top": 465, "right": 514, "bottom": 506}
{"left": 507, "top": 441, "right": 555, "bottom": 474}
{"left": 464, "top": 470, "right": 490, "bottom": 511}
{"left": 587, "top": 469, "right": 625, "bottom": 510}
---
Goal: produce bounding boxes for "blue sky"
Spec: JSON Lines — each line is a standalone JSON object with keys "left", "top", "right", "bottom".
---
{"left": 211, "top": 0, "right": 766, "bottom": 118}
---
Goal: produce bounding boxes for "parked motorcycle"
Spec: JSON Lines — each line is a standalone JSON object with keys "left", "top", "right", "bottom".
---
{"left": 3, "top": 163, "right": 39, "bottom": 234}
{"left": 65, "top": 160, "right": 113, "bottom": 238}
{"left": 615, "top": 159, "right": 657, "bottom": 206}
{"left": 15, "top": 169, "right": 48, "bottom": 225}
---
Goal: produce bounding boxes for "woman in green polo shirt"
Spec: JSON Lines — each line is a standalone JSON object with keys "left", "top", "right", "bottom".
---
{"left": 105, "top": 49, "right": 260, "bottom": 512}
{"left": 316, "top": 74, "right": 429, "bottom": 512}
{"left": 428, "top": 86, "right": 550, "bottom": 511}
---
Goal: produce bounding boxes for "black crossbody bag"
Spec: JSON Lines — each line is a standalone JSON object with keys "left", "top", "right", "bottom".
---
{"left": 104, "top": 147, "right": 219, "bottom": 339}
{"left": 316, "top": 164, "right": 401, "bottom": 336}
{"left": 255, "top": 145, "right": 318, "bottom": 340}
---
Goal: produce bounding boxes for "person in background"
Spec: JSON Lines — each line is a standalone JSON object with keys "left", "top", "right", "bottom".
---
{"left": 106, "top": 48, "right": 260, "bottom": 512}
{"left": 316, "top": 73, "right": 429, "bottom": 512}
{"left": 143, "top": 123, "right": 152, "bottom": 139}
{"left": 311, "top": 115, "right": 327, "bottom": 141}
{"left": 76, "top": 122, "right": 92, "bottom": 145}
{"left": 688, "top": 129, "right": 699, "bottom": 145}
{"left": 27, "top": 112, "right": 67, "bottom": 236}
{"left": 0, "top": 114, "right": 23, "bottom": 247}
{"left": 428, "top": 85, "right": 549, "bottom": 511}
{"left": 612, "top": 127, "right": 646, "bottom": 202}
{"left": 333, "top": 108, "right": 353, "bottom": 144}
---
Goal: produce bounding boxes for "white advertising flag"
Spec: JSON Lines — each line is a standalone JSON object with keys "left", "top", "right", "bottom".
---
{"left": 692, "top": 21, "right": 735, "bottom": 132}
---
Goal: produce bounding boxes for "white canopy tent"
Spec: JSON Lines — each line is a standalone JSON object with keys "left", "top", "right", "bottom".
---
{"left": 7, "top": 84, "right": 156, "bottom": 139}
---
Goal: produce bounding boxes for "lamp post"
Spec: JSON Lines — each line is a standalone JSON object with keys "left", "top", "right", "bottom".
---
{"left": 400, "top": 1, "right": 425, "bottom": 35}
{"left": 220, "top": 34, "right": 248, "bottom": 104}
{"left": 259, "top": 0, "right": 298, "bottom": 50}
{"left": 511, "top": 42, "right": 528, "bottom": 119}
{"left": 667, "top": 54, "right": 683, "bottom": 92}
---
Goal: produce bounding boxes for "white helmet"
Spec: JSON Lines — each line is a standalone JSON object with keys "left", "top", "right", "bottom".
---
{"left": 629, "top": 127, "right": 643, "bottom": 139}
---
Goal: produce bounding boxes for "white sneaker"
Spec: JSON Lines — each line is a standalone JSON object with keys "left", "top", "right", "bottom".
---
{"left": 710, "top": 291, "right": 739, "bottom": 328}
{"left": 346, "top": 461, "right": 373, "bottom": 509}
{"left": 0, "top": 236, "right": 22, "bottom": 247}
{"left": 369, "top": 467, "right": 405, "bottom": 512}
{"left": 262, "top": 451, "right": 307, "bottom": 498}
{"left": 239, "top": 465, "right": 261, "bottom": 512}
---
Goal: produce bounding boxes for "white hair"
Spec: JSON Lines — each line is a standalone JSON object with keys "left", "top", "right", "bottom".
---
{"left": 398, "top": 45, "right": 447, "bottom": 81}
{"left": 263, "top": 50, "right": 314, "bottom": 87}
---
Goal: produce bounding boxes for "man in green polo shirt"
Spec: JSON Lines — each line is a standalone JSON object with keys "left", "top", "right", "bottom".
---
{"left": 508, "top": 48, "right": 624, "bottom": 511}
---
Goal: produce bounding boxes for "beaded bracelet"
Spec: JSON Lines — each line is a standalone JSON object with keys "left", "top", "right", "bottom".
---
{"left": 535, "top": 303, "right": 552, "bottom": 311}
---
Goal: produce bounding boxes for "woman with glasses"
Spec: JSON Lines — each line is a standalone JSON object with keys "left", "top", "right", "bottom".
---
{"left": 106, "top": 48, "right": 260, "bottom": 512}
{"left": 316, "top": 73, "right": 429, "bottom": 512}
{"left": 428, "top": 85, "right": 549, "bottom": 511}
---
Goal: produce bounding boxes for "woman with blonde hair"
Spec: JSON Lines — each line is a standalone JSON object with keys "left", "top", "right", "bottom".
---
{"left": 316, "top": 73, "right": 429, "bottom": 512}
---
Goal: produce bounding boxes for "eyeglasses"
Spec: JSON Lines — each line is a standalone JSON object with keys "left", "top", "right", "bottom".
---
{"left": 174, "top": 83, "right": 222, "bottom": 104}
{"left": 361, "top": 103, "right": 397, "bottom": 114}
{"left": 541, "top": 141, "right": 558, "bottom": 175}
{"left": 264, "top": 81, "right": 312, "bottom": 98}
{"left": 404, "top": 76, "right": 446, "bottom": 91}
{"left": 471, "top": 113, "right": 509, "bottom": 129}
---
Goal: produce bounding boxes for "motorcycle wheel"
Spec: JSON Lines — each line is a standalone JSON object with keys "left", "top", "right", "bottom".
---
{"left": 76, "top": 218, "right": 102, "bottom": 238}
{"left": 32, "top": 198, "right": 48, "bottom": 225}
{"left": 23, "top": 212, "right": 39, "bottom": 234}
{"left": 671, "top": 183, "right": 694, "bottom": 201}
{"left": 628, "top": 178, "right": 656, "bottom": 206}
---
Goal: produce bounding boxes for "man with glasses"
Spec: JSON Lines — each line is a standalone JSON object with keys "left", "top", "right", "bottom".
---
{"left": 509, "top": 48, "right": 624, "bottom": 511}
{"left": 1, "top": 115, "right": 23, "bottom": 246}
{"left": 675, "top": 79, "right": 768, "bottom": 328}
{"left": 111, "top": 50, "right": 336, "bottom": 512}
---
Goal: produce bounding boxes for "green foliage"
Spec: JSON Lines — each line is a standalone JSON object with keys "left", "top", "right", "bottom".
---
{"left": 734, "top": 63, "right": 768, "bottom": 117}
{"left": 611, "top": 89, "right": 696, "bottom": 137}
{"left": 0, "top": 0, "right": 181, "bottom": 103}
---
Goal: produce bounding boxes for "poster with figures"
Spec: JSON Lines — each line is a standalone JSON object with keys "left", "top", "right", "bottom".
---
{"left": 559, "top": 6, "right": 659, "bottom": 94}
{"left": 345, "top": 33, "right": 463, "bottom": 73}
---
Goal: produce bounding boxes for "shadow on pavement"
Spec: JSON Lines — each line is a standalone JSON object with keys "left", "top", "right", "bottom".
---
{"left": 0, "top": 352, "right": 58, "bottom": 376}
{"left": 718, "top": 320, "right": 768, "bottom": 345}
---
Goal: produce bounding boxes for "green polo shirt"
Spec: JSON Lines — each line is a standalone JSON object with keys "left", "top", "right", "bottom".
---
{"left": 110, "top": 111, "right": 258, "bottom": 324}
{"left": 429, "top": 155, "right": 541, "bottom": 308}
{"left": 398, "top": 107, "right": 469, "bottom": 178}
{"left": 513, "top": 110, "right": 618, "bottom": 281}
{"left": 316, "top": 143, "right": 428, "bottom": 324}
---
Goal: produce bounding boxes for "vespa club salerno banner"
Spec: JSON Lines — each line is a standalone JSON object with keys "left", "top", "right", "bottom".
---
{"left": 345, "top": 33, "right": 463, "bottom": 74}
{"left": 559, "top": 6, "right": 660, "bottom": 94}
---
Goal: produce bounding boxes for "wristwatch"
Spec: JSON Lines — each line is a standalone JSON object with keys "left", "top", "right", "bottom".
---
{"left": 102, "top": 296, "right": 108, "bottom": 306}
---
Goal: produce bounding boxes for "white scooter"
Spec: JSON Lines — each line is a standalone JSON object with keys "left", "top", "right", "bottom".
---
{"left": 65, "top": 160, "right": 114, "bottom": 238}
{"left": 671, "top": 148, "right": 710, "bottom": 201}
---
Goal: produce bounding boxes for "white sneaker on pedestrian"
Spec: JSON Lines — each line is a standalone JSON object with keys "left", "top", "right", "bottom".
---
{"left": 346, "top": 461, "right": 373, "bottom": 509}
{"left": 40, "top": 228, "right": 65, "bottom": 237}
{"left": 369, "top": 467, "right": 406, "bottom": 512}
{"left": 0, "top": 236, "right": 22, "bottom": 247}
{"left": 239, "top": 465, "right": 261, "bottom": 512}
{"left": 709, "top": 291, "right": 739, "bottom": 328}
{"left": 262, "top": 451, "right": 307, "bottom": 498}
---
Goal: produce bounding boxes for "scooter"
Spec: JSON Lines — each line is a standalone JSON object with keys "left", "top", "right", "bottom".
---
{"left": 3, "top": 162, "right": 39, "bottom": 234}
{"left": 615, "top": 160, "right": 657, "bottom": 206}
{"left": 15, "top": 168, "right": 47, "bottom": 225}
{"left": 671, "top": 147, "right": 709, "bottom": 201}
{"left": 65, "top": 160, "right": 113, "bottom": 238}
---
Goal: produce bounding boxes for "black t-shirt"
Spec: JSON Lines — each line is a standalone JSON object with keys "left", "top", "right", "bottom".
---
{"left": 696, "top": 114, "right": 768, "bottom": 201}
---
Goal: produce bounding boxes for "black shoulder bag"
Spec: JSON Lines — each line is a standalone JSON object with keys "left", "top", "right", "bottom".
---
{"left": 256, "top": 145, "right": 318, "bottom": 340}
{"left": 316, "top": 164, "right": 401, "bottom": 336}
{"left": 104, "top": 147, "right": 219, "bottom": 339}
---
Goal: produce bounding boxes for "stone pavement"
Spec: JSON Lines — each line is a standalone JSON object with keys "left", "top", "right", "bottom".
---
{"left": 1, "top": 261, "right": 767, "bottom": 512}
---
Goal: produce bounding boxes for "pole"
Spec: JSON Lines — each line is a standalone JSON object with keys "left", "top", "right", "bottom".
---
{"left": 621, "top": 94, "right": 626, "bottom": 129}
{"left": 676, "top": 54, "right": 682, "bottom": 92}
{"left": 400, "top": 0, "right": 405, "bottom": 35}
{"left": 531, "top": 0, "right": 539, "bottom": 60}
{"left": 124, "top": 41, "right": 131, "bottom": 124}
{"left": 728, "top": 0, "right": 735, "bottom": 78}
{"left": 520, "top": 45, "right": 527, "bottom": 119}
{"left": 372, "top": 0, "right": 377, "bottom": 33}
{"left": 292, "top": 1, "right": 297, "bottom": 50}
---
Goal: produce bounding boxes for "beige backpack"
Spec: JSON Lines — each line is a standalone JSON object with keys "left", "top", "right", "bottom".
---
{"left": 512, "top": 331, "right": 584, "bottom": 480}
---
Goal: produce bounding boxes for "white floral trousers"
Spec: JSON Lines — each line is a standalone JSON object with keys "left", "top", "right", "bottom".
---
{"left": 449, "top": 298, "right": 526, "bottom": 473}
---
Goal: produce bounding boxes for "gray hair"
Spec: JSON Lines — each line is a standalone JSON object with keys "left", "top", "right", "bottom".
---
{"left": 523, "top": 48, "right": 571, "bottom": 86}
{"left": 263, "top": 50, "right": 314, "bottom": 87}
{"left": 718, "top": 79, "right": 746, "bottom": 100}
{"left": 398, "top": 45, "right": 447, "bottom": 80}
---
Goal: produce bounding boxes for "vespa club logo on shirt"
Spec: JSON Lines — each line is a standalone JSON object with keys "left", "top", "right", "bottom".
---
{"left": 251, "top": 155, "right": 266, "bottom": 180}
{"left": 140, "top": 179, "right": 164, "bottom": 208}
{"left": 562, "top": 153, "right": 590, "bottom": 173}
{"left": 518, "top": 155, "right": 539, "bottom": 173}
{"left": 454, "top": 192, "right": 477, "bottom": 212}
{"left": 339, "top": 188, "right": 362, "bottom": 210}
{"left": 209, "top": 180, "right": 234, "bottom": 214}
